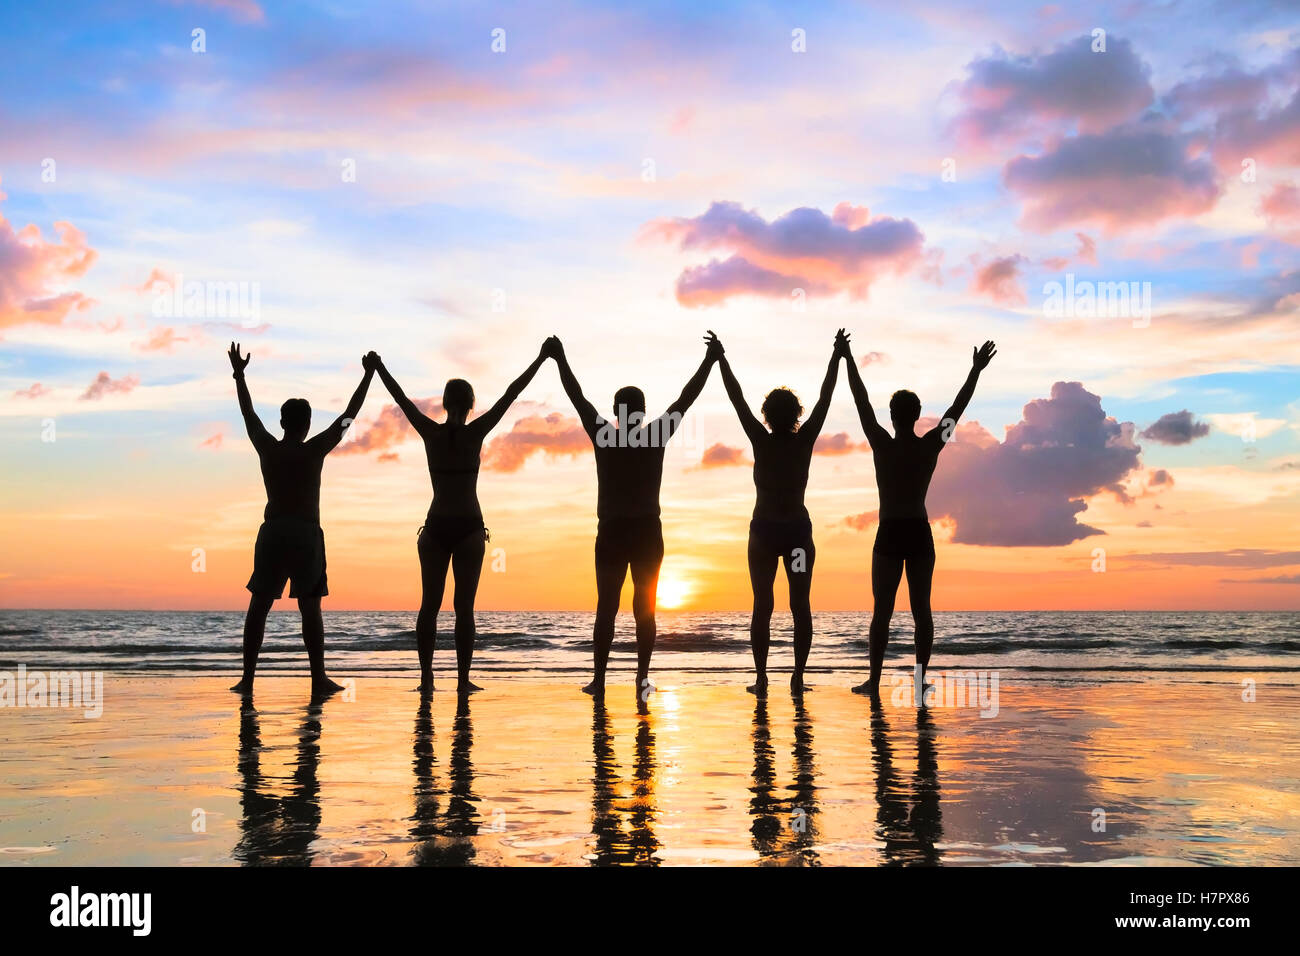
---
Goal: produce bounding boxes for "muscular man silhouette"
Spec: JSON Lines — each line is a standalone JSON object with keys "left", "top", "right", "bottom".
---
{"left": 545, "top": 333, "right": 719, "bottom": 698}
{"left": 228, "top": 343, "right": 376, "bottom": 697}
{"left": 843, "top": 336, "right": 997, "bottom": 695}
{"left": 713, "top": 329, "right": 846, "bottom": 695}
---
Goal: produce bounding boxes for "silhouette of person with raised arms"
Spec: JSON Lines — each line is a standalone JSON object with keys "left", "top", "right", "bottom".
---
{"left": 713, "top": 329, "right": 847, "bottom": 695}
{"left": 371, "top": 344, "right": 548, "bottom": 694}
{"left": 544, "top": 333, "right": 719, "bottom": 699}
{"left": 228, "top": 342, "right": 376, "bottom": 698}
{"left": 841, "top": 335, "right": 997, "bottom": 695}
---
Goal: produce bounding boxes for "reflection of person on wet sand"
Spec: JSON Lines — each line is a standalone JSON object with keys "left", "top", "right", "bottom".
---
{"left": 841, "top": 336, "right": 997, "bottom": 695}
{"left": 228, "top": 343, "right": 377, "bottom": 698}
{"left": 372, "top": 346, "right": 549, "bottom": 695}
{"left": 713, "top": 330, "right": 846, "bottom": 695}
{"left": 748, "top": 695, "right": 820, "bottom": 864}
{"left": 589, "top": 699, "right": 660, "bottom": 866}
{"left": 868, "top": 696, "right": 942, "bottom": 865}
{"left": 547, "top": 334, "right": 719, "bottom": 701}
{"left": 410, "top": 695, "right": 479, "bottom": 866}
{"left": 234, "top": 699, "right": 324, "bottom": 866}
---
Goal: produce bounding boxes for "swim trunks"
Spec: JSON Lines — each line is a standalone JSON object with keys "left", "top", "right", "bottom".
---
{"left": 246, "top": 517, "right": 328, "bottom": 599}
{"left": 873, "top": 518, "right": 935, "bottom": 561}
{"left": 594, "top": 515, "right": 664, "bottom": 568}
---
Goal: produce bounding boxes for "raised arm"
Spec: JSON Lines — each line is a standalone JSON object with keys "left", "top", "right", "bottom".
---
{"left": 840, "top": 332, "right": 891, "bottom": 447}
{"left": 933, "top": 340, "right": 997, "bottom": 443}
{"left": 547, "top": 337, "right": 600, "bottom": 443}
{"left": 658, "top": 331, "right": 721, "bottom": 442}
{"left": 470, "top": 343, "right": 548, "bottom": 437}
{"left": 712, "top": 332, "right": 766, "bottom": 446}
{"left": 799, "top": 328, "right": 846, "bottom": 442}
{"left": 374, "top": 355, "right": 435, "bottom": 437}
{"left": 311, "top": 353, "right": 377, "bottom": 454}
{"left": 228, "top": 342, "right": 273, "bottom": 452}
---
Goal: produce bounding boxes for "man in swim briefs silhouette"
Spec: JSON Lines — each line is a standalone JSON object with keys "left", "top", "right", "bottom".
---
{"left": 842, "top": 336, "right": 997, "bottom": 696}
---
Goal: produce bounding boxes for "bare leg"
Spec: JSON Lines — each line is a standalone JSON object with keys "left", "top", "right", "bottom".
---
{"left": 416, "top": 532, "right": 451, "bottom": 693}
{"left": 747, "top": 535, "right": 778, "bottom": 694}
{"left": 905, "top": 551, "right": 936, "bottom": 681}
{"left": 630, "top": 554, "right": 661, "bottom": 702}
{"left": 784, "top": 537, "right": 816, "bottom": 694}
{"left": 853, "top": 553, "right": 903, "bottom": 695}
{"left": 451, "top": 531, "right": 486, "bottom": 694}
{"left": 585, "top": 559, "right": 627, "bottom": 695}
{"left": 231, "top": 592, "right": 275, "bottom": 694}
{"left": 298, "top": 595, "right": 343, "bottom": 697}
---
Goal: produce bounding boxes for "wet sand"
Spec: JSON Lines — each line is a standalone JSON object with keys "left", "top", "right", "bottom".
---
{"left": 1, "top": 674, "right": 1297, "bottom": 865}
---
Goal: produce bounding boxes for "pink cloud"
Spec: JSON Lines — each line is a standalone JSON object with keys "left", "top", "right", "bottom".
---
{"left": 481, "top": 413, "right": 590, "bottom": 472}
{"left": 134, "top": 267, "right": 175, "bottom": 295}
{"left": 1261, "top": 182, "right": 1300, "bottom": 223}
{"left": 860, "top": 351, "right": 888, "bottom": 367}
{"left": 337, "top": 398, "right": 444, "bottom": 456}
{"left": 698, "top": 443, "right": 748, "bottom": 468}
{"left": 842, "top": 511, "right": 879, "bottom": 531}
{"left": 0, "top": 178, "right": 98, "bottom": 329}
{"left": 135, "top": 326, "right": 190, "bottom": 352}
{"left": 1042, "top": 232, "right": 1097, "bottom": 269}
{"left": 1208, "top": 83, "right": 1300, "bottom": 172}
{"left": 79, "top": 372, "right": 139, "bottom": 401}
{"left": 970, "top": 254, "right": 1028, "bottom": 305}
{"left": 180, "top": 0, "right": 265, "bottom": 24}
{"left": 645, "top": 200, "right": 926, "bottom": 306}
{"left": 13, "top": 383, "right": 50, "bottom": 399}
{"left": 812, "top": 432, "right": 867, "bottom": 455}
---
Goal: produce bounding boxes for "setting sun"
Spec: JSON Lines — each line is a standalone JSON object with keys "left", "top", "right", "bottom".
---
{"left": 656, "top": 572, "right": 693, "bottom": 610}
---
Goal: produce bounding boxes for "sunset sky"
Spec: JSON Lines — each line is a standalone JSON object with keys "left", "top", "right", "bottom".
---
{"left": 1, "top": 0, "right": 1298, "bottom": 611}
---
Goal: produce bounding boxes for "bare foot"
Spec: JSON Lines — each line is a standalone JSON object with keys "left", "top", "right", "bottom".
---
{"left": 851, "top": 679, "right": 880, "bottom": 696}
{"left": 582, "top": 679, "right": 605, "bottom": 697}
{"left": 230, "top": 679, "right": 253, "bottom": 696}
{"left": 747, "top": 676, "right": 769, "bottom": 695}
{"left": 414, "top": 678, "right": 434, "bottom": 695}
{"left": 457, "top": 680, "right": 483, "bottom": 695}
{"left": 790, "top": 673, "right": 812, "bottom": 695}
{"left": 311, "top": 677, "right": 345, "bottom": 699}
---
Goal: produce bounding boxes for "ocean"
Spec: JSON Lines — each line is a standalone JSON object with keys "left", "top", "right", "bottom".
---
{"left": 1, "top": 609, "right": 1296, "bottom": 685}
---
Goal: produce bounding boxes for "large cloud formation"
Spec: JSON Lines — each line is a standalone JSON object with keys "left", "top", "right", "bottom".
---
{"left": 951, "top": 35, "right": 1154, "bottom": 146}
{"left": 1003, "top": 124, "right": 1220, "bottom": 233}
{"left": 926, "top": 381, "right": 1143, "bottom": 546}
{"left": 645, "top": 200, "right": 925, "bottom": 306}
{"left": 1140, "top": 410, "right": 1210, "bottom": 445}
{"left": 949, "top": 36, "right": 1300, "bottom": 233}
{"left": 0, "top": 178, "right": 97, "bottom": 328}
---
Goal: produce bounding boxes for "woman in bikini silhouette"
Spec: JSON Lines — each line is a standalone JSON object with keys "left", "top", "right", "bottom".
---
{"left": 373, "top": 344, "right": 549, "bottom": 693}
{"left": 712, "top": 329, "right": 846, "bottom": 695}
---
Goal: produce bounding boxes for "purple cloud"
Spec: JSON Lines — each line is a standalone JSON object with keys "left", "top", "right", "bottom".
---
{"left": 1004, "top": 124, "right": 1221, "bottom": 232}
{"left": 646, "top": 201, "right": 925, "bottom": 306}
{"left": 927, "top": 382, "right": 1143, "bottom": 546}
{"left": 951, "top": 35, "right": 1154, "bottom": 146}
{"left": 1140, "top": 410, "right": 1210, "bottom": 445}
